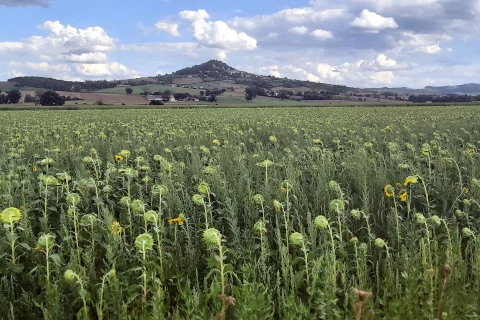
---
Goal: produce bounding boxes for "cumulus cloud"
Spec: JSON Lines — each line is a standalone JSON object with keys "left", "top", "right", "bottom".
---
{"left": 289, "top": 26, "right": 309, "bottom": 35}
{"left": 155, "top": 21, "right": 181, "bottom": 37}
{"left": 351, "top": 9, "right": 398, "bottom": 32}
{"left": 0, "top": 20, "right": 141, "bottom": 80}
{"left": 179, "top": 9, "right": 210, "bottom": 21}
{"left": 310, "top": 29, "right": 334, "bottom": 40}
{"left": 179, "top": 9, "right": 257, "bottom": 51}
{"left": 0, "top": 0, "right": 50, "bottom": 7}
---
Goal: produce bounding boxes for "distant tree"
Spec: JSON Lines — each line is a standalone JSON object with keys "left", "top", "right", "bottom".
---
{"left": 163, "top": 89, "right": 171, "bottom": 95}
{"left": 24, "top": 94, "right": 36, "bottom": 103}
{"left": 39, "top": 90, "right": 65, "bottom": 106}
{"left": 7, "top": 89, "right": 22, "bottom": 104}
{"left": 206, "top": 89, "right": 211, "bottom": 96}
{"left": 142, "top": 87, "right": 151, "bottom": 95}
{"left": 208, "top": 94, "right": 217, "bottom": 102}
{"left": 125, "top": 88, "right": 133, "bottom": 95}
{"left": 162, "top": 93, "right": 171, "bottom": 102}
{"left": 245, "top": 93, "right": 254, "bottom": 102}
{"left": 296, "top": 90, "right": 303, "bottom": 96}
{"left": 200, "top": 90, "right": 205, "bottom": 96}
{"left": 0, "top": 93, "right": 6, "bottom": 104}
{"left": 150, "top": 100, "right": 164, "bottom": 105}
{"left": 221, "top": 88, "right": 226, "bottom": 95}
{"left": 278, "top": 92, "right": 288, "bottom": 100}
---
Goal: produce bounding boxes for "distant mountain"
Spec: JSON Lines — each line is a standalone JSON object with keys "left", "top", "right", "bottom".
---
{"left": 366, "top": 83, "right": 480, "bottom": 95}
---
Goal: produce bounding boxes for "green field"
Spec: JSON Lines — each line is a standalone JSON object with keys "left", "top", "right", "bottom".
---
{"left": 96, "top": 84, "right": 204, "bottom": 95}
{"left": 1, "top": 106, "right": 480, "bottom": 319}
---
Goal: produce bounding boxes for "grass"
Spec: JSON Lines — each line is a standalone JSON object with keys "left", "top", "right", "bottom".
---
{"left": 1, "top": 105, "right": 480, "bottom": 319}
{"left": 96, "top": 84, "right": 203, "bottom": 95}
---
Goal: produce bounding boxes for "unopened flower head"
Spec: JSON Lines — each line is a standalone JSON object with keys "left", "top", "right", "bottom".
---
{"left": 119, "top": 196, "right": 131, "bottom": 206}
{"left": 430, "top": 215, "right": 441, "bottom": 227}
{"left": 253, "top": 194, "right": 264, "bottom": 205}
{"left": 329, "top": 199, "right": 345, "bottom": 212}
{"left": 350, "top": 209, "right": 361, "bottom": 220}
{"left": 281, "top": 180, "right": 293, "bottom": 193}
{"left": 375, "top": 238, "right": 386, "bottom": 248}
{"left": 64, "top": 270, "right": 77, "bottom": 283}
{"left": 203, "top": 228, "right": 222, "bottom": 246}
{"left": 273, "top": 200, "right": 282, "bottom": 213}
{"left": 80, "top": 214, "right": 97, "bottom": 227}
{"left": 66, "top": 193, "right": 81, "bottom": 206}
{"left": 0, "top": 207, "right": 22, "bottom": 224}
{"left": 144, "top": 210, "right": 158, "bottom": 224}
{"left": 415, "top": 213, "right": 426, "bottom": 225}
{"left": 192, "top": 194, "right": 205, "bottom": 206}
{"left": 254, "top": 220, "right": 267, "bottom": 235}
{"left": 135, "top": 233, "right": 154, "bottom": 252}
{"left": 289, "top": 232, "right": 304, "bottom": 246}
{"left": 153, "top": 185, "right": 169, "bottom": 195}
{"left": 197, "top": 182, "right": 210, "bottom": 195}
{"left": 131, "top": 199, "right": 145, "bottom": 213}
{"left": 314, "top": 215, "right": 329, "bottom": 229}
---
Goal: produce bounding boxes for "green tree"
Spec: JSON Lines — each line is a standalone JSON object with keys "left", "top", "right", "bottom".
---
{"left": 39, "top": 90, "right": 65, "bottom": 106}
{"left": 24, "top": 94, "right": 36, "bottom": 103}
{"left": 200, "top": 90, "right": 205, "bottom": 96}
{"left": 161, "top": 93, "right": 171, "bottom": 102}
{"left": 7, "top": 89, "right": 22, "bottom": 104}
{"left": 125, "top": 88, "right": 133, "bottom": 95}
{"left": 245, "top": 93, "right": 254, "bottom": 102}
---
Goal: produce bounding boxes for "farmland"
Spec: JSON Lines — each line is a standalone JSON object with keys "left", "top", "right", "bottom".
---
{"left": 1, "top": 105, "right": 480, "bottom": 319}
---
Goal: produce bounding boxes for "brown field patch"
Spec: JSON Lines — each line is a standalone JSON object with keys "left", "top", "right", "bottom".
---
{"left": 272, "top": 86, "right": 312, "bottom": 93}
{"left": 79, "top": 93, "right": 148, "bottom": 104}
{"left": 173, "top": 77, "right": 203, "bottom": 85}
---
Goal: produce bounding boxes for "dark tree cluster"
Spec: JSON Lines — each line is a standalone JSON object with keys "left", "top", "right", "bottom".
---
{"left": 408, "top": 94, "right": 480, "bottom": 103}
{"left": 0, "top": 89, "right": 22, "bottom": 104}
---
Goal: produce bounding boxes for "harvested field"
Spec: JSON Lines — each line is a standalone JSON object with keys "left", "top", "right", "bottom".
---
{"left": 172, "top": 77, "right": 203, "bottom": 85}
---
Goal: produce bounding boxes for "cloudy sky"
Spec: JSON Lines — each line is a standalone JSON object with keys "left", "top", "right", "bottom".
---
{"left": 0, "top": 0, "right": 479, "bottom": 88}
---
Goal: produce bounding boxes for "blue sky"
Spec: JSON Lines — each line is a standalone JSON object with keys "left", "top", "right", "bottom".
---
{"left": 0, "top": 0, "right": 479, "bottom": 88}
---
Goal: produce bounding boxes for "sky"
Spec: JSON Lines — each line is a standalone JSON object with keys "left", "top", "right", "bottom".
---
{"left": 0, "top": 0, "right": 479, "bottom": 88}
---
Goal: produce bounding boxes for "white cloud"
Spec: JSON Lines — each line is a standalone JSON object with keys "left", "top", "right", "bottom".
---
{"left": 0, "top": 0, "right": 50, "bottom": 7}
{"left": 395, "top": 32, "right": 451, "bottom": 54}
{"left": 371, "top": 71, "right": 394, "bottom": 84}
{"left": 289, "top": 26, "right": 309, "bottom": 35}
{"left": 310, "top": 29, "right": 334, "bottom": 40}
{"left": 155, "top": 21, "right": 181, "bottom": 37}
{"left": 179, "top": 9, "right": 210, "bottom": 21}
{"left": 375, "top": 53, "right": 396, "bottom": 67}
{"left": 178, "top": 10, "right": 257, "bottom": 51}
{"left": 0, "top": 20, "right": 141, "bottom": 80}
{"left": 231, "top": 7, "right": 345, "bottom": 31}
{"left": 351, "top": 9, "right": 398, "bottom": 32}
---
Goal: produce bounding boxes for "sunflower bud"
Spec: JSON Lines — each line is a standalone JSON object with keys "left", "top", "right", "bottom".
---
{"left": 329, "top": 199, "right": 345, "bottom": 211}
{"left": 415, "top": 213, "right": 426, "bottom": 225}
{"left": 430, "top": 215, "right": 441, "bottom": 227}
{"left": 203, "top": 228, "right": 222, "bottom": 246}
{"left": 119, "top": 196, "right": 131, "bottom": 206}
{"left": 314, "top": 215, "right": 329, "bottom": 229}
{"left": 254, "top": 220, "right": 267, "bottom": 235}
{"left": 350, "top": 209, "right": 361, "bottom": 219}
{"left": 253, "top": 194, "right": 264, "bottom": 205}
{"left": 289, "top": 232, "right": 304, "bottom": 246}
{"left": 462, "top": 228, "right": 474, "bottom": 238}
{"left": 135, "top": 233, "right": 154, "bottom": 252}
{"left": 144, "top": 210, "right": 158, "bottom": 224}
{"left": 197, "top": 182, "right": 210, "bottom": 195}
{"left": 192, "top": 194, "right": 205, "bottom": 206}
{"left": 66, "top": 193, "right": 81, "bottom": 206}
{"left": 375, "top": 238, "right": 386, "bottom": 248}
{"left": 64, "top": 270, "right": 77, "bottom": 283}
{"left": 131, "top": 199, "right": 145, "bottom": 213}
{"left": 0, "top": 207, "right": 22, "bottom": 224}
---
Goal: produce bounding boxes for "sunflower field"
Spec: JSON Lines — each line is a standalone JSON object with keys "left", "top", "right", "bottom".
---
{"left": 1, "top": 106, "right": 480, "bottom": 319}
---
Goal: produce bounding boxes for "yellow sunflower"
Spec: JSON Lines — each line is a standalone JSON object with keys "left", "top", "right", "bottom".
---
{"left": 384, "top": 184, "right": 394, "bottom": 197}
{"left": 115, "top": 155, "right": 124, "bottom": 162}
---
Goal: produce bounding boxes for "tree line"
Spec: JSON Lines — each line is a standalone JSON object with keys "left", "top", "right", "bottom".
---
{"left": 8, "top": 77, "right": 119, "bottom": 92}
{"left": 0, "top": 89, "right": 80, "bottom": 106}
{"left": 408, "top": 94, "right": 480, "bottom": 103}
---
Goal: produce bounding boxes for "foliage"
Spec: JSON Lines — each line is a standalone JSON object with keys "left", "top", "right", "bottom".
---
{"left": 39, "top": 90, "right": 65, "bottom": 106}
{"left": 1, "top": 106, "right": 480, "bottom": 319}
{"left": 149, "top": 100, "right": 164, "bottom": 105}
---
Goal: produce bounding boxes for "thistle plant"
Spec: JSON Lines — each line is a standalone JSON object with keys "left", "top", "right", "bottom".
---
{"left": 97, "top": 269, "right": 116, "bottom": 320}
{"left": 40, "top": 175, "right": 57, "bottom": 230}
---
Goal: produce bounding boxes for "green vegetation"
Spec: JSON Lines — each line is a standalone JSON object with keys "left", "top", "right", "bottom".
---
{"left": 96, "top": 84, "right": 202, "bottom": 96}
{"left": 1, "top": 106, "right": 480, "bottom": 319}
